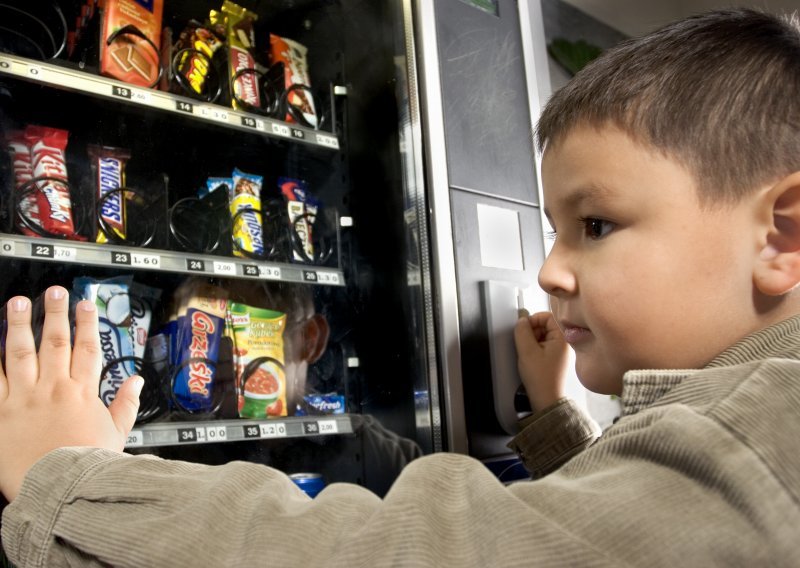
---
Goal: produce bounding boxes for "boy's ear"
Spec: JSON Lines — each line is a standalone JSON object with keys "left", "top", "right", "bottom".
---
{"left": 755, "top": 171, "right": 800, "bottom": 296}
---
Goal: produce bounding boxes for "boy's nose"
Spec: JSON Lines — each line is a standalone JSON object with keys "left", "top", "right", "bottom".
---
{"left": 537, "top": 246, "right": 576, "bottom": 297}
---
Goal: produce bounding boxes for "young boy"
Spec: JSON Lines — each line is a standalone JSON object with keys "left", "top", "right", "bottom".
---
{"left": 2, "top": 8, "right": 800, "bottom": 566}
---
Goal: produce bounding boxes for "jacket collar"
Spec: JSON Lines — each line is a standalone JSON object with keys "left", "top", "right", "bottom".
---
{"left": 619, "top": 314, "right": 800, "bottom": 417}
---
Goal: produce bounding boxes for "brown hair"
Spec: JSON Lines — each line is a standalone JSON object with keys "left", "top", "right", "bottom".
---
{"left": 536, "top": 9, "right": 800, "bottom": 205}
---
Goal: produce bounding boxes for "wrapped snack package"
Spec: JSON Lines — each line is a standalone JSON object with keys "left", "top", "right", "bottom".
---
{"left": 172, "top": 20, "right": 225, "bottom": 97}
{"left": 100, "top": 0, "right": 164, "bottom": 88}
{"left": 269, "top": 34, "right": 318, "bottom": 128}
{"left": 89, "top": 144, "right": 131, "bottom": 243}
{"left": 172, "top": 283, "right": 228, "bottom": 412}
{"left": 25, "top": 125, "right": 77, "bottom": 238}
{"left": 222, "top": 1, "right": 260, "bottom": 110}
{"left": 295, "top": 394, "right": 346, "bottom": 416}
{"left": 75, "top": 276, "right": 136, "bottom": 406}
{"left": 128, "top": 281, "right": 162, "bottom": 360}
{"left": 229, "top": 168, "right": 265, "bottom": 258}
{"left": 279, "top": 176, "right": 319, "bottom": 262}
{"left": 230, "top": 302, "right": 288, "bottom": 418}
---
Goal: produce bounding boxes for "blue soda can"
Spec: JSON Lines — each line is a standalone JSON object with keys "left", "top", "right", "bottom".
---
{"left": 289, "top": 473, "right": 325, "bottom": 498}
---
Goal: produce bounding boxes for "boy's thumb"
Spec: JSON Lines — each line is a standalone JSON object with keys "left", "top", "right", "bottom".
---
{"left": 108, "top": 376, "right": 143, "bottom": 439}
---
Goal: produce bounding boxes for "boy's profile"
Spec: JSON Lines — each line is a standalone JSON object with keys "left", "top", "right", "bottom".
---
{"left": 2, "top": 8, "right": 800, "bottom": 566}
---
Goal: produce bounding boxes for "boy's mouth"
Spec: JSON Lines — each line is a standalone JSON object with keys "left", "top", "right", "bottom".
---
{"left": 559, "top": 322, "right": 592, "bottom": 344}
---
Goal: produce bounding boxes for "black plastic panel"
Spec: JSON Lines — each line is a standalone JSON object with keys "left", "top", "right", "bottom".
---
{"left": 435, "top": 0, "right": 538, "bottom": 204}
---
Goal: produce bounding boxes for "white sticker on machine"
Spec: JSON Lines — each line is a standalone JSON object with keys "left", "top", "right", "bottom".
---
{"left": 476, "top": 203, "right": 524, "bottom": 271}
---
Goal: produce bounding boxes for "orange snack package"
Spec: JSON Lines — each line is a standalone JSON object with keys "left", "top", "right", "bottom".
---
{"left": 100, "top": 0, "right": 164, "bottom": 88}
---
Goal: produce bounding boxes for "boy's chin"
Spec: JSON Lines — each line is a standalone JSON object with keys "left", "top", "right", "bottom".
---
{"left": 575, "top": 365, "right": 623, "bottom": 396}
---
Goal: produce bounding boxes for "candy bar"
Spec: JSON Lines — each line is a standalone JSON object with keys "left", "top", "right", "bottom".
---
{"left": 25, "top": 125, "right": 76, "bottom": 237}
{"left": 89, "top": 145, "right": 130, "bottom": 243}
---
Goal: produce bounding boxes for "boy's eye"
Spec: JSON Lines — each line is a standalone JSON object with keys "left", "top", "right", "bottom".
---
{"left": 581, "top": 217, "right": 615, "bottom": 239}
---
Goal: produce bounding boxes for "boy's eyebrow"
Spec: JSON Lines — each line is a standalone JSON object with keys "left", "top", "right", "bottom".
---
{"left": 543, "top": 183, "right": 616, "bottom": 222}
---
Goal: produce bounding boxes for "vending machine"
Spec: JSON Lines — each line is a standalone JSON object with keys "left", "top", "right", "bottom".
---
{"left": 0, "top": 0, "right": 551, "bottom": 514}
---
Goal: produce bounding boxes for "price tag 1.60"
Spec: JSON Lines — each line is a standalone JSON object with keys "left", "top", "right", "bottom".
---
{"left": 132, "top": 252, "right": 160, "bottom": 268}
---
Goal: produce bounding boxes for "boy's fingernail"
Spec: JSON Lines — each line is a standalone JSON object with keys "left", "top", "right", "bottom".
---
{"left": 11, "top": 297, "right": 29, "bottom": 312}
{"left": 79, "top": 300, "right": 96, "bottom": 312}
{"left": 131, "top": 376, "right": 145, "bottom": 396}
{"left": 48, "top": 287, "right": 66, "bottom": 300}
{"left": 518, "top": 308, "right": 530, "bottom": 318}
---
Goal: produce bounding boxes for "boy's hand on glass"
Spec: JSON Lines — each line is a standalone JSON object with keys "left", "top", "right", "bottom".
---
{"left": 514, "top": 311, "right": 568, "bottom": 412}
{"left": 0, "top": 286, "right": 142, "bottom": 502}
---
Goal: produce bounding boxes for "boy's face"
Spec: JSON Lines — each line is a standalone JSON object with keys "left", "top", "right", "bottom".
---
{"left": 539, "top": 125, "right": 766, "bottom": 395}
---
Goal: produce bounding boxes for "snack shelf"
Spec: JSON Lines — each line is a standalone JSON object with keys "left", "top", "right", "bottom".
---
{"left": 0, "top": 233, "right": 345, "bottom": 286}
{"left": 126, "top": 414, "right": 354, "bottom": 448}
{"left": 0, "top": 53, "right": 340, "bottom": 151}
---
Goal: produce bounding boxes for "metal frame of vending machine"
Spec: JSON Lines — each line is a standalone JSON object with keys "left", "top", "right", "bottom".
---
{"left": 411, "top": 0, "right": 553, "bottom": 463}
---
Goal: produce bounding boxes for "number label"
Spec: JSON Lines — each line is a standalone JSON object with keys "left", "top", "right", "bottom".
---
{"left": 126, "top": 430, "right": 144, "bottom": 447}
{"left": 177, "top": 428, "right": 197, "bottom": 443}
{"left": 243, "top": 425, "right": 261, "bottom": 439}
{"left": 291, "top": 128, "right": 305, "bottom": 139}
{"left": 187, "top": 259, "right": 206, "bottom": 272}
{"left": 111, "top": 251, "right": 131, "bottom": 265}
{"left": 243, "top": 264, "right": 259, "bottom": 277}
{"left": 176, "top": 100, "right": 194, "bottom": 113}
{"left": 303, "top": 270, "right": 318, "bottom": 282}
{"left": 0, "top": 240, "right": 14, "bottom": 256}
{"left": 241, "top": 116, "right": 257, "bottom": 128}
{"left": 31, "top": 243, "right": 54, "bottom": 258}
{"left": 304, "top": 422, "right": 319, "bottom": 435}
{"left": 112, "top": 85, "right": 132, "bottom": 99}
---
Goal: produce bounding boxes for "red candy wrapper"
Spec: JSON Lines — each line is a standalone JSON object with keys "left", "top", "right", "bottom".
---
{"left": 25, "top": 125, "right": 76, "bottom": 237}
{"left": 269, "top": 34, "right": 317, "bottom": 128}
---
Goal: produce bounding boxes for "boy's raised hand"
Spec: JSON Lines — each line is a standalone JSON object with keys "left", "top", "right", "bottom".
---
{"left": 514, "top": 311, "right": 569, "bottom": 412}
{"left": 0, "top": 286, "right": 142, "bottom": 502}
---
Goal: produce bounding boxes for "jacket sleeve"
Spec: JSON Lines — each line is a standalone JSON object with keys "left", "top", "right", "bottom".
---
{"left": 506, "top": 397, "right": 601, "bottom": 478}
{"left": 1, "top": 447, "right": 616, "bottom": 568}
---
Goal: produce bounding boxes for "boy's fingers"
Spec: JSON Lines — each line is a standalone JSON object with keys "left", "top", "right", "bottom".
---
{"left": 3, "top": 296, "right": 36, "bottom": 393}
{"left": 38, "top": 287, "right": 72, "bottom": 385}
{"left": 71, "top": 300, "right": 101, "bottom": 387}
{"left": 108, "top": 376, "right": 143, "bottom": 440}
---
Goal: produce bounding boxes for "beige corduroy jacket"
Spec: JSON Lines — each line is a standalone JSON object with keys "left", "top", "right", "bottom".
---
{"left": 4, "top": 316, "right": 800, "bottom": 567}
